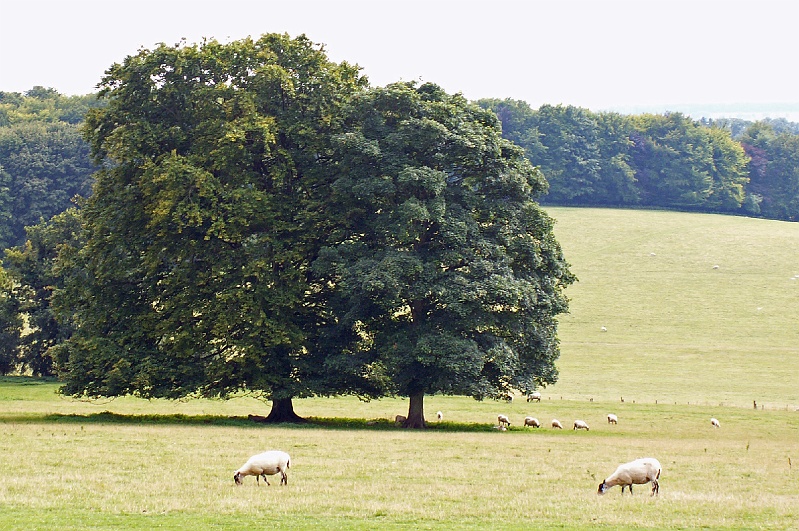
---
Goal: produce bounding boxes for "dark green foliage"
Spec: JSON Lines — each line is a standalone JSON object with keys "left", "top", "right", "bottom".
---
{"left": 3, "top": 209, "right": 83, "bottom": 376}
{"left": 739, "top": 122, "right": 799, "bottom": 221}
{"left": 55, "top": 34, "right": 382, "bottom": 413}
{"left": 0, "top": 122, "right": 94, "bottom": 249}
{"left": 478, "top": 100, "right": 794, "bottom": 219}
{"left": 0, "top": 88, "right": 99, "bottom": 250}
{"left": 316, "top": 83, "right": 575, "bottom": 427}
{"left": 0, "top": 265, "right": 21, "bottom": 375}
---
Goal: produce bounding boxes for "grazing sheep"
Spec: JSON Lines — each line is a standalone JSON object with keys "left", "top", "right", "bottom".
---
{"left": 607, "top": 414, "right": 618, "bottom": 425}
{"left": 573, "top": 419, "right": 590, "bottom": 431}
{"left": 601, "top": 326, "right": 607, "bottom": 332}
{"left": 598, "top": 457, "right": 661, "bottom": 496}
{"left": 498, "top": 414, "right": 511, "bottom": 428}
{"left": 524, "top": 416, "right": 541, "bottom": 428}
{"left": 551, "top": 419, "right": 563, "bottom": 429}
{"left": 436, "top": 411, "right": 443, "bottom": 421}
{"left": 711, "top": 417, "right": 720, "bottom": 428}
{"left": 504, "top": 393, "right": 514, "bottom": 403}
{"left": 234, "top": 450, "right": 291, "bottom": 486}
{"left": 395, "top": 415, "right": 407, "bottom": 425}
{"left": 527, "top": 391, "right": 542, "bottom": 402}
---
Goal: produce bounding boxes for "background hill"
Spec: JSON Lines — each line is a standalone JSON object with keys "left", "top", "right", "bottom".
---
{"left": 544, "top": 207, "right": 799, "bottom": 409}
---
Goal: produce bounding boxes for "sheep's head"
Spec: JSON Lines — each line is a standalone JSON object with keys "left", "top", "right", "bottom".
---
{"left": 234, "top": 472, "right": 243, "bottom": 485}
{"left": 597, "top": 481, "right": 608, "bottom": 495}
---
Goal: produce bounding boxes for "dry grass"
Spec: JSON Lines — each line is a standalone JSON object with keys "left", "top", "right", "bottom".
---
{"left": 2, "top": 208, "right": 798, "bottom": 529}
{"left": 1, "top": 384, "right": 798, "bottom": 529}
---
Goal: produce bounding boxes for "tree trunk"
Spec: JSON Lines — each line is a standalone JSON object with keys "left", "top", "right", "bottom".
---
{"left": 404, "top": 391, "right": 427, "bottom": 429}
{"left": 262, "top": 397, "right": 306, "bottom": 423}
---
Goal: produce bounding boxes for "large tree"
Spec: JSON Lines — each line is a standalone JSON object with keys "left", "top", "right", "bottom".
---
{"left": 316, "top": 83, "right": 575, "bottom": 428}
{"left": 54, "top": 34, "right": 382, "bottom": 420}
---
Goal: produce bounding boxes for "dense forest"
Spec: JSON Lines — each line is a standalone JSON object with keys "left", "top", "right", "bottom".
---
{"left": 478, "top": 99, "right": 799, "bottom": 220}
{"left": 1, "top": 79, "right": 798, "bottom": 384}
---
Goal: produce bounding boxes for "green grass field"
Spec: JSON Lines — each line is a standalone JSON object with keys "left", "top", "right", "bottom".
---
{"left": 548, "top": 207, "right": 799, "bottom": 409}
{"left": 1, "top": 208, "right": 798, "bottom": 530}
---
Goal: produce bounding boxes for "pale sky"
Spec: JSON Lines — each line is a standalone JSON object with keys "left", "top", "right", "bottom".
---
{"left": 1, "top": 0, "right": 797, "bottom": 115}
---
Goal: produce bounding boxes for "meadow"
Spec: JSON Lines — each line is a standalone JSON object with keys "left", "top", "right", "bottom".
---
{"left": 1, "top": 208, "right": 797, "bottom": 530}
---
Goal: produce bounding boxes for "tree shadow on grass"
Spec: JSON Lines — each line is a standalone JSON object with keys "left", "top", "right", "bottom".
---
{"left": 1, "top": 411, "right": 498, "bottom": 432}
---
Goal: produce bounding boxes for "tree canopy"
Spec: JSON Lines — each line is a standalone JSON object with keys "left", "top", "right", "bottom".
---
{"left": 315, "top": 83, "right": 574, "bottom": 427}
{"left": 43, "top": 36, "right": 574, "bottom": 426}
{"left": 54, "top": 34, "right": 383, "bottom": 420}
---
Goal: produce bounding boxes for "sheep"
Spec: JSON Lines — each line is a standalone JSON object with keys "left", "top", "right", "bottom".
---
{"left": 573, "top": 419, "right": 590, "bottom": 431}
{"left": 436, "top": 411, "right": 443, "bottom": 421}
{"left": 551, "top": 419, "right": 563, "bottom": 429}
{"left": 504, "top": 393, "right": 514, "bottom": 403}
{"left": 527, "top": 391, "right": 542, "bottom": 402}
{"left": 498, "top": 414, "right": 511, "bottom": 428}
{"left": 598, "top": 457, "right": 661, "bottom": 496}
{"left": 233, "top": 450, "right": 291, "bottom": 486}
{"left": 607, "top": 414, "right": 618, "bottom": 425}
{"left": 711, "top": 417, "right": 720, "bottom": 428}
{"left": 524, "top": 416, "right": 541, "bottom": 428}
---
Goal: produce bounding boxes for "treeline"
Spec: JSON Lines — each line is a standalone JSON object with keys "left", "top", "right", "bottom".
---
{"left": 479, "top": 99, "right": 799, "bottom": 221}
{"left": 1, "top": 89, "right": 798, "bottom": 257}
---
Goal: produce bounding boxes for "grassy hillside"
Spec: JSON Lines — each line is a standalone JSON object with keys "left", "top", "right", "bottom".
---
{"left": 545, "top": 207, "right": 799, "bottom": 409}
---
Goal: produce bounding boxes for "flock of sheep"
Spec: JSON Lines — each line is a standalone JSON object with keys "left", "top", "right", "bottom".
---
{"left": 495, "top": 412, "right": 614, "bottom": 432}
{"left": 232, "top": 395, "right": 723, "bottom": 495}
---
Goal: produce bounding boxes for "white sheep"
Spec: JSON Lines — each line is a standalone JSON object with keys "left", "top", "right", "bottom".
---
{"left": 524, "top": 416, "right": 541, "bottom": 428}
{"left": 711, "top": 417, "right": 720, "bottom": 428}
{"left": 598, "top": 457, "right": 661, "bottom": 496}
{"left": 436, "top": 411, "right": 443, "bottom": 421}
{"left": 498, "top": 414, "right": 511, "bottom": 428}
{"left": 551, "top": 419, "right": 563, "bottom": 429}
{"left": 607, "top": 414, "right": 618, "bottom": 425}
{"left": 527, "top": 391, "right": 542, "bottom": 402}
{"left": 573, "top": 419, "right": 590, "bottom": 431}
{"left": 233, "top": 450, "right": 291, "bottom": 486}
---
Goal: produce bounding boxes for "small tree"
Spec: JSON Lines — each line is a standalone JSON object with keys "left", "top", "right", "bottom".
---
{"left": 316, "top": 83, "right": 575, "bottom": 428}
{"left": 4, "top": 208, "right": 83, "bottom": 376}
{"left": 0, "top": 263, "right": 21, "bottom": 375}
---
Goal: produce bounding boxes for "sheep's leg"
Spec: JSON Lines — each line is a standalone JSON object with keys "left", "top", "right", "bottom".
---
{"left": 651, "top": 480, "right": 659, "bottom": 496}
{"left": 262, "top": 474, "right": 270, "bottom": 486}
{"left": 280, "top": 470, "right": 287, "bottom": 485}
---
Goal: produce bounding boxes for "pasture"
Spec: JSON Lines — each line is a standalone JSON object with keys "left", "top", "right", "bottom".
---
{"left": 548, "top": 207, "right": 799, "bottom": 409}
{"left": 2, "top": 208, "right": 798, "bottom": 529}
